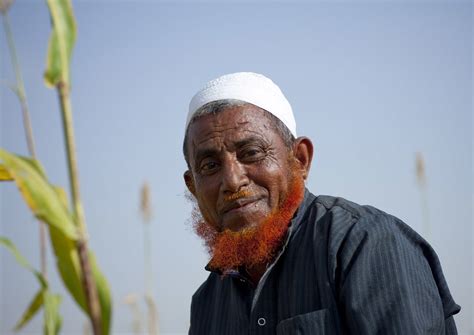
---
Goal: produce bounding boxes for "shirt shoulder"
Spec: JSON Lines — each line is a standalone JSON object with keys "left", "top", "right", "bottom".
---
{"left": 309, "top": 194, "right": 417, "bottom": 243}
{"left": 314, "top": 194, "right": 386, "bottom": 220}
{"left": 307, "top": 193, "right": 460, "bottom": 321}
{"left": 313, "top": 194, "right": 439, "bottom": 260}
{"left": 310, "top": 194, "right": 428, "bottom": 274}
{"left": 191, "top": 272, "right": 222, "bottom": 304}
{"left": 308, "top": 194, "right": 398, "bottom": 254}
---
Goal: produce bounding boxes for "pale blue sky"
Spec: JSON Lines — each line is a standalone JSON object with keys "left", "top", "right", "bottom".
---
{"left": 1, "top": 1, "right": 472, "bottom": 334}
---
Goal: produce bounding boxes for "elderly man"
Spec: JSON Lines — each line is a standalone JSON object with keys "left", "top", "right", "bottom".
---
{"left": 183, "top": 72, "right": 460, "bottom": 334}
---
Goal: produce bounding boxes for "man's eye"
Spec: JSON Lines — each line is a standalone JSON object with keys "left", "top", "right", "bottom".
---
{"left": 240, "top": 148, "right": 265, "bottom": 160}
{"left": 244, "top": 150, "right": 258, "bottom": 156}
{"left": 200, "top": 161, "right": 219, "bottom": 172}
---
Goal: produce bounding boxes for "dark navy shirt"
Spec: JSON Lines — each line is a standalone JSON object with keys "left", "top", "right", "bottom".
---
{"left": 189, "top": 190, "right": 460, "bottom": 334}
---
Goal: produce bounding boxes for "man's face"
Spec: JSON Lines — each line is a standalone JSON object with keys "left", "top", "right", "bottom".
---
{"left": 185, "top": 104, "right": 295, "bottom": 232}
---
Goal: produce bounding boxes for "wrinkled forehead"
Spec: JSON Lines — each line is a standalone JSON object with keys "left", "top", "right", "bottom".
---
{"left": 187, "top": 105, "right": 271, "bottom": 148}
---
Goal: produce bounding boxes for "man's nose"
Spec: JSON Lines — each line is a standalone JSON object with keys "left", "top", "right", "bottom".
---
{"left": 221, "top": 156, "right": 249, "bottom": 193}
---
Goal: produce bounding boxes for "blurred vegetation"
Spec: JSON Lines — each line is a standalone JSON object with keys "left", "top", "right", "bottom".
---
{"left": 122, "top": 183, "right": 160, "bottom": 335}
{"left": 140, "top": 182, "right": 159, "bottom": 335}
{"left": 415, "top": 152, "right": 430, "bottom": 239}
{"left": 0, "top": 0, "right": 111, "bottom": 334}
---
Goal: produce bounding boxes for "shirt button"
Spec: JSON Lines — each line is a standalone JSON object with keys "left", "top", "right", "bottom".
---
{"left": 257, "top": 317, "right": 266, "bottom": 326}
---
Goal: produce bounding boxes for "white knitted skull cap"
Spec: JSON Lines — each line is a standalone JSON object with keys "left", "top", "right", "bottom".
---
{"left": 187, "top": 72, "right": 297, "bottom": 137}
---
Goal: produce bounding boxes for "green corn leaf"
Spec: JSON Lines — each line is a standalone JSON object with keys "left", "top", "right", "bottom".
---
{"left": 44, "top": 0, "right": 76, "bottom": 87}
{"left": 89, "top": 251, "right": 113, "bottom": 335}
{"left": 0, "top": 236, "right": 46, "bottom": 287}
{"left": 0, "top": 164, "right": 13, "bottom": 181}
{"left": 53, "top": 186, "right": 112, "bottom": 333}
{"left": 13, "top": 289, "right": 44, "bottom": 331}
{"left": 48, "top": 226, "right": 112, "bottom": 335}
{"left": 0, "top": 237, "right": 35, "bottom": 272}
{"left": 0, "top": 238, "right": 44, "bottom": 330}
{"left": 0, "top": 237, "right": 62, "bottom": 333}
{"left": 0, "top": 149, "right": 78, "bottom": 240}
{"left": 49, "top": 225, "right": 87, "bottom": 311}
{"left": 53, "top": 186, "right": 69, "bottom": 209}
{"left": 43, "top": 292, "right": 62, "bottom": 335}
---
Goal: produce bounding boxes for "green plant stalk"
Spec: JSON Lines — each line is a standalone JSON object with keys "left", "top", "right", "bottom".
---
{"left": 57, "top": 81, "right": 102, "bottom": 335}
{"left": 2, "top": 11, "right": 48, "bottom": 279}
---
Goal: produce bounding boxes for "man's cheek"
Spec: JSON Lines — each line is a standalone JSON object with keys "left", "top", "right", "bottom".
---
{"left": 197, "top": 202, "right": 218, "bottom": 228}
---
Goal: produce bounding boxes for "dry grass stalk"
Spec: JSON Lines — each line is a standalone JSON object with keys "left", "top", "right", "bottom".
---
{"left": 415, "top": 152, "right": 430, "bottom": 239}
{"left": 0, "top": 0, "right": 14, "bottom": 13}
{"left": 416, "top": 152, "right": 426, "bottom": 188}
{"left": 145, "top": 293, "right": 159, "bottom": 335}
{"left": 141, "top": 181, "right": 152, "bottom": 224}
{"left": 140, "top": 182, "right": 159, "bottom": 335}
{"left": 124, "top": 293, "right": 143, "bottom": 335}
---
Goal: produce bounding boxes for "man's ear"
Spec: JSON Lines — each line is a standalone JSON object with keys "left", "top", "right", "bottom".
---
{"left": 292, "top": 137, "right": 314, "bottom": 180}
{"left": 184, "top": 170, "right": 196, "bottom": 196}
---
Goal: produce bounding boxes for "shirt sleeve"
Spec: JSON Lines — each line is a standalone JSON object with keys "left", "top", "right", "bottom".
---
{"left": 336, "top": 213, "right": 459, "bottom": 334}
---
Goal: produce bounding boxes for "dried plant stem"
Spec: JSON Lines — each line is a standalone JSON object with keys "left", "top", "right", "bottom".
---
{"left": 141, "top": 182, "right": 158, "bottom": 335}
{"left": 57, "top": 81, "right": 102, "bottom": 335}
{"left": 124, "top": 294, "right": 143, "bottom": 334}
{"left": 144, "top": 224, "right": 158, "bottom": 335}
{"left": 419, "top": 185, "right": 430, "bottom": 239}
{"left": 2, "top": 11, "right": 48, "bottom": 277}
{"left": 145, "top": 293, "right": 158, "bottom": 335}
{"left": 415, "top": 152, "right": 431, "bottom": 240}
{"left": 144, "top": 223, "right": 151, "bottom": 296}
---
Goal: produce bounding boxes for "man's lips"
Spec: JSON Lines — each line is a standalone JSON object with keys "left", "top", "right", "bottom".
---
{"left": 220, "top": 196, "right": 262, "bottom": 215}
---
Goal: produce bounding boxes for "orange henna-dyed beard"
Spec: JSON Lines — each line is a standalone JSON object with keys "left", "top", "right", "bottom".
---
{"left": 192, "top": 171, "right": 305, "bottom": 273}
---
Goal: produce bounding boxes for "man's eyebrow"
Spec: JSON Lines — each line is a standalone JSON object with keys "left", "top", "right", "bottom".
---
{"left": 234, "top": 136, "right": 266, "bottom": 148}
{"left": 193, "top": 148, "right": 219, "bottom": 164}
{"left": 192, "top": 136, "right": 267, "bottom": 164}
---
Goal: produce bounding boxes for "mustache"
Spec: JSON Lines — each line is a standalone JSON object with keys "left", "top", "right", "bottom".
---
{"left": 222, "top": 189, "right": 254, "bottom": 202}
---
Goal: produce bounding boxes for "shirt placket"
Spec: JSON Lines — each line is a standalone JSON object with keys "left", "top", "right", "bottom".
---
{"left": 248, "top": 226, "right": 294, "bottom": 334}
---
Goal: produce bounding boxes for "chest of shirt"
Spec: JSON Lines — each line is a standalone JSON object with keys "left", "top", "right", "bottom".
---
{"left": 191, "top": 214, "right": 341, "bottom": 335}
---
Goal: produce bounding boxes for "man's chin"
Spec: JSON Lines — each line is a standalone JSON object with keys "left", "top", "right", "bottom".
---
{"left": 219, "top": 215, "right": 266, "bottom": 233}
{"left": 192, "top": 175, "right": 305, "bottom": 272}
{"left": 219, "top": 199, "right": 269, "bottom": 232}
